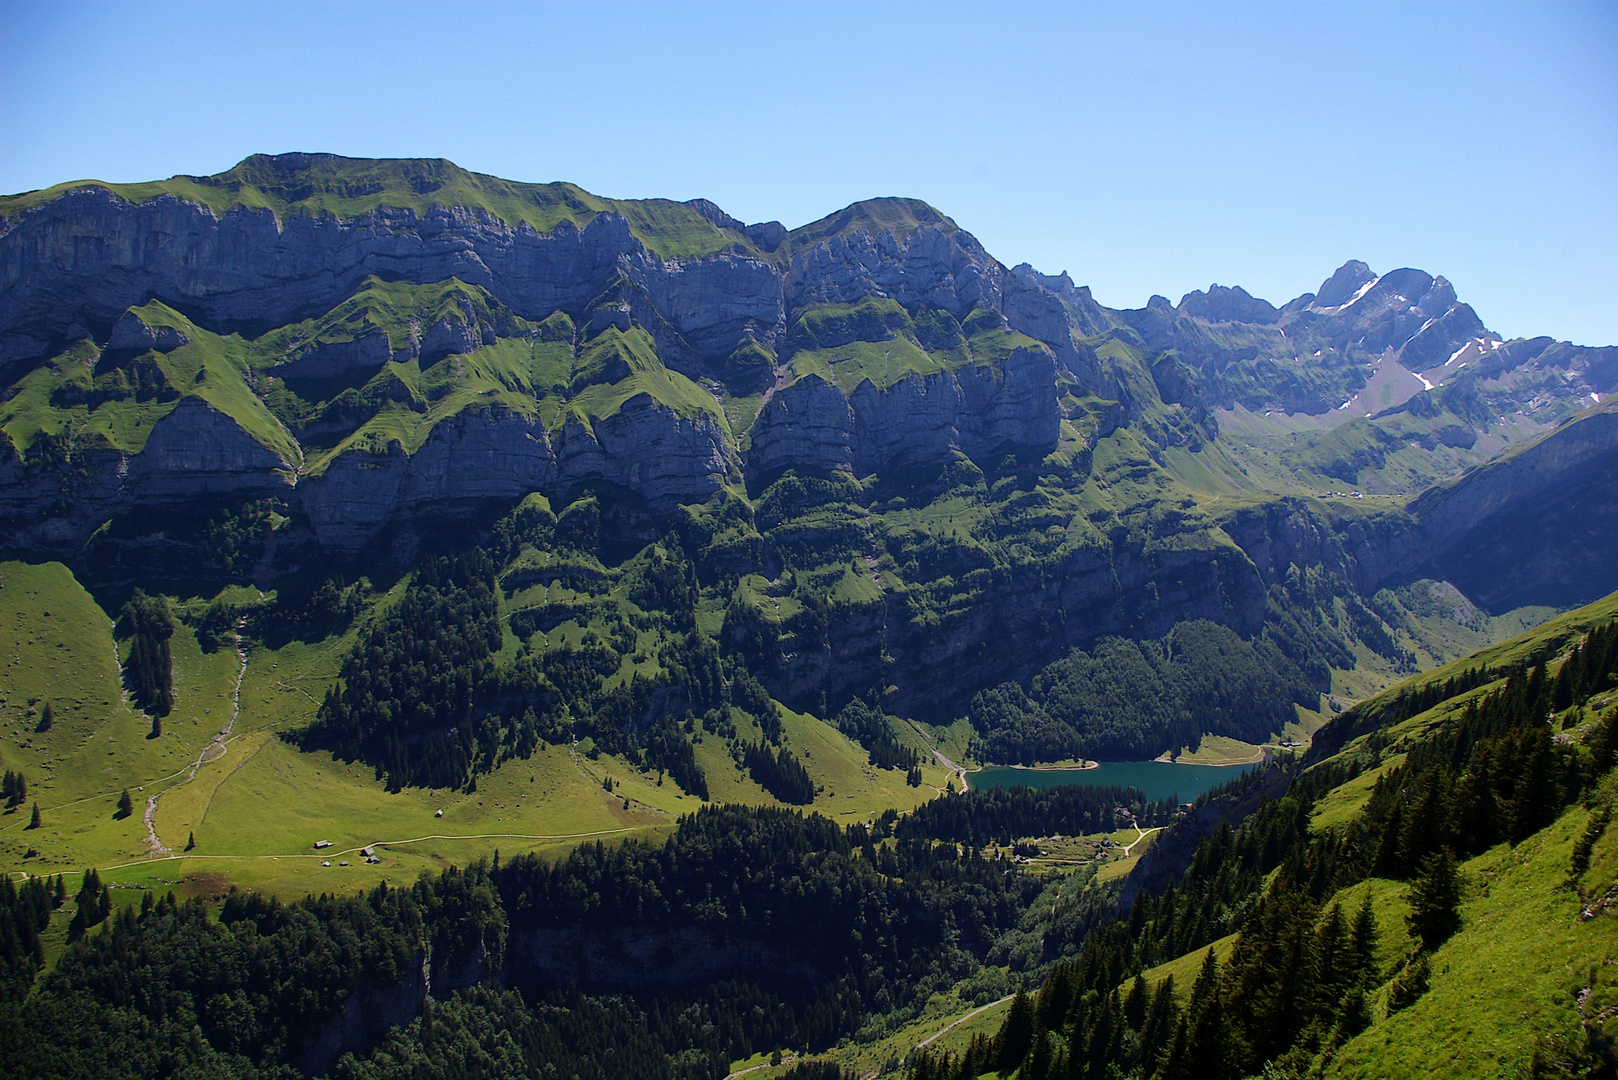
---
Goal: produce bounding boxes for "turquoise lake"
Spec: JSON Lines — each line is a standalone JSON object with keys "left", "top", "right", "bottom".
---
{"left": 969, "top": 760, "right": 1256, "bottom": 804}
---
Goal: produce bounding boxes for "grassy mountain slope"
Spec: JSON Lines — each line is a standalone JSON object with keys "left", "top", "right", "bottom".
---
{"left": 925, "top": 587, "right": 1618, "bottom": 1080}
{"left": 0, "top": 553, "right": 949, "bottom": 898}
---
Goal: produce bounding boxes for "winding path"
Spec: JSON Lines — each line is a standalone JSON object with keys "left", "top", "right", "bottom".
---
{"left": 1122, "top": 822, "right": 1162, "bottom": 856}
{"left": 907, "top": 720, "right": 969, "bottom": 792}
{"left": 914, "top": 994, "right": 1015, "bottom": 1050}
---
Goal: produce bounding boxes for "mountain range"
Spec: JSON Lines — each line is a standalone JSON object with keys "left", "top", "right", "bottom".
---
{"left": 2, "top": 154, "right": 1615, "bottom": 728}
{"left": 4, "top": 153, "right": 1618, "bottom": 1079}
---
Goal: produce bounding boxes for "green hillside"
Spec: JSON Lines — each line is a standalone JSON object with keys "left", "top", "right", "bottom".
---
{"left": 913, "top": 588, "right": 1618, "bottom": 1080}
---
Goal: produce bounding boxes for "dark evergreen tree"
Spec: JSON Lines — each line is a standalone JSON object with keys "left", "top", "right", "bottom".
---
{"left": 120, "top": 589, "right": 175, "bottom": 716}
{"left": 114, "top": 789, "right": 133, "bottom": 819}
{"left": 996, "top": 989, "right": 1034, "bottom": 1072}
{"left": 1406, "top": 848, "right": 1462, "bottom": 951}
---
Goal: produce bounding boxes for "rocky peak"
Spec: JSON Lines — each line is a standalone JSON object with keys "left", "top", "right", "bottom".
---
{"left": 683, "top": 198, "right": 744, "bottom": 233}
{"left": 1178, "top": 284, "right": 1279, "bottom": 325}
{"left": 107, "top": 309, "right": 189, "bottom": 353}
{"left": 1311, "top": 260, "right": 1376, "bottom": 308}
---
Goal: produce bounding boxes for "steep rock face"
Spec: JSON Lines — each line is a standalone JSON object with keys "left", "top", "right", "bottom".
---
{"left": 127, "top": 397, "right": 296, "bottom": 502}
{"left": 746, "top": 348, "right": 1059, "bottom": 481}
{"left": 1407, "top": 404, "right": 1618, "bottom": 609}
{"left": 638, "top": 254, "right": 785, "bottom": 362}
{"left": 0, "top": 399, "right": 295, "bottom": 553}
{"left": 1218, "top": 498, "right": 1357, "bottom": 587}
{"left": 743, "top": 376, "right": 854, "bottom": 477}
{"left": 786, "top": 224, "right": 1002, "bottom": 317}
{"left": 107, "top": 309, "right": 188, "bottom": 353}
{"left": 0, "top": 440, "right": 125, "bottom": 551}
{"left": 270, "top": 326, "right": 394, "bottom": 381}
{"left": 761, "top": 527, "right": 1268, "bottom": 717}
{"left": 301, "top": 406, "right": 556, "bottom": 548}
{"left": 0, "top": 190, "right": 643, "bottom": 368}
{"left": 555, "top": 396, "right": 731, "bottom": 513}
{"left": 299, "top": 952, "right": 429, "bottom": 1077}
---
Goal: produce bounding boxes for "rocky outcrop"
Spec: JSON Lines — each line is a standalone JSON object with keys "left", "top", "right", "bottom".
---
{"left": 554, "top": 396, "right": 732, "bottom": 512}
{"left": 301, "top": 406, "right": 557, "bottom": 548}
{"left": 786, "top": 224, "right": 1002, "bottom": 316}
{"left": 127, "top": 397, "right": 296, "bottom": 501}
{"left": 299, "top": 951, "right": 429, "bottom": 1077}
{"left": 747, "top": 347, "right": 1059, "bottom": 481}
{"left": 1406, "top": 403, "right": 1618, "bottom": 609}
{"left": 1178, "top": 284, "right": 1280, "bottom": 325}
{"left": 745, "top": 376, "right": 855, "bottom": 477}
{"left": 0, "top": 398, "right": 296, "bottom": 554}
{"left": 270, "top": 327, "right": 394, "bottom": 382}
{"left": 107, "top": 309, "right": 188, "bottom": 353}
{"left": 1119, "top": 764, "right": 1291, "bottom": 912}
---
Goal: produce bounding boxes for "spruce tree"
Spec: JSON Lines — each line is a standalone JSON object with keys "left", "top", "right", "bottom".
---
{"left": 996, "top": 989, "right": 1035, "bottom": 1071}
{"left": 115, "top": 789, "right": 133, "bottom": 819}
{"left": 1406, "top": 848, "right": 1462, "bottom": 950}
{"left": 1184, "top": 948, "right": 1230, "bottom": 1080}
{"left": 1349, "top": 892, "right": 1379, "bottom": 984}
{"left": 28, "top": 802, "right": 41, "bottom": 829}
{"left": 36, "top": 701, "right": 51, "bottom": 732}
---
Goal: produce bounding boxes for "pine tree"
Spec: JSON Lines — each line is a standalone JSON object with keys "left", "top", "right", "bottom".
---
{"left": 115, "top": 789, "right": 133, "bottom": 819}
{"left": 1184, "top": 948, "right": 1230, "bottom": 1080}
{"left": 996, "top": 989, "right": 1035, "bottom": 1071}
{"left": 36, "top": 701, "right": 52, "bottom": 732}
{"left": 27, "top": 803, "right": 40, "bottom": 829}
{"left": 1406, "top": 848, "right": 1462, "bottom": 951}
{"left": 1349, "top": 892, "right": 1379, "bottom": 984}
{"left": 1139, "top": 973, "right": 1179, "bottom": 1070}
{"left": 185, "top": 830, "right": 196, "bottom": 851}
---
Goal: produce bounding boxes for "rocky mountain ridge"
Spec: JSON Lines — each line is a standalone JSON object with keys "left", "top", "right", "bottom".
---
{"left": 3, "top": 153, "right": 1617, "bottom": 722}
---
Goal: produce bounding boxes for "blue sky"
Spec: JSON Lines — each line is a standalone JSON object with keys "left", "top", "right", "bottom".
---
{"left": 3, "top": 1, "right": 1614, "bottom": 344}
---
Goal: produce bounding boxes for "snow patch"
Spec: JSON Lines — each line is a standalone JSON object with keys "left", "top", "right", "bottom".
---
{"left": 1339, "top": 401, "right": 1352, "bottom": 410}
{"left": 1593, "top": 392, "right": 1603, "bottom": 404}
{"left": 1416, "top": 372, "right": 1434, "bottom": 391}
{"left": 1346, "top": 276, "right": 1380, "bottom": 307}
{"left": 1312, "top": 275, "right": 1381, "bottom": 314}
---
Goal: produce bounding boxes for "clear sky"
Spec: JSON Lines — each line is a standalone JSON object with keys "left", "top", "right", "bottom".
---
{"left": 3, "top": 1, "right": 1614, "bottom": 344}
